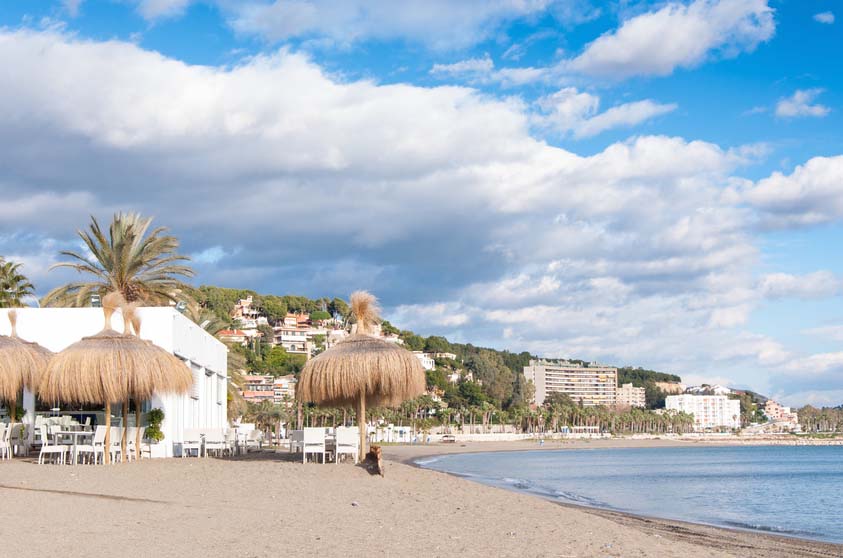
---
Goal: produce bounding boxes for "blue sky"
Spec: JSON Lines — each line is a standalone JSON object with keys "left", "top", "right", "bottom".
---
{"left": 1, "top": 0, "right": 843, "bottom": 405}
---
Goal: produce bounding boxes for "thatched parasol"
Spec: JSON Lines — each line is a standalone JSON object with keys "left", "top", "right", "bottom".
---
{"left": 0, "top": 309, "right": 50, "bottom": 429}
{"left": 120, "top": 303, "right": 193, "bottom": 457}
{"left": 298, "top": 291, "right": 425, "bottom": 455}
{"left": 39, "top": 293, "right": 139, "bottom": 463}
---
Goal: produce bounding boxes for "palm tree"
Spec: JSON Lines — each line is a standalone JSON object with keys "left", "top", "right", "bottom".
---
{"left": 0, "top": 259, "right": 34, "bottom": 307}
{"left": 42, "top": 213, "right": 194, "bottom": 307}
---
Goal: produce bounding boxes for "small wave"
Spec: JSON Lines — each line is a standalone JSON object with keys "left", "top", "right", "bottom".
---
{"left": 414, "top": 457, "right": 442, "bottom": 466}
{"left": 502, "top": 477, "right": 533, "bottom": 490}
{"left": 720, "top": 520, "right": 822, "bottom": 538}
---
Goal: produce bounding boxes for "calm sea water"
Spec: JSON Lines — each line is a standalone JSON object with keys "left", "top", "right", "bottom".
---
{"left": 417, "top": 445, "right": 843, "bottom": 544}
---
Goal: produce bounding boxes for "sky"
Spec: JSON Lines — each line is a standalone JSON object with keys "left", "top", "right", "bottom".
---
{"left": 1, "top": 0, "right": 842, "bottom": 406}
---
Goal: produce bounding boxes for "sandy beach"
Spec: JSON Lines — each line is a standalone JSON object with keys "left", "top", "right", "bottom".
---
{"left": 0, "top": 439, "right": 840, "bottom": 558}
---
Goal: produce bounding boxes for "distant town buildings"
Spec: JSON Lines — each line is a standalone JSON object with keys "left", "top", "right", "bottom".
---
{"left": 218, "top": 328, "right": 259, "bottom": 346}
{"left": 764, "top": 399, "right": 799, "bottom": 427}
{"left": 616, "top": 383, "right": 646, "bottom": 408}
{"left": 413, "top": 351, "right": 436, "bottom": 371}
{"left": 523, "top": 360, "right": 618, "bottom": 407}
{"left": 665, "top": 394, "right": 740, "bottom": 430}
{"left": 240, "top": 374, "right": 297, "bottom": 406}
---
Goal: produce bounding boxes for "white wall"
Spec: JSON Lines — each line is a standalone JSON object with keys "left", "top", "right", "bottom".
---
{"left": 1, "top": 307, "right": 228, "bottom": 457}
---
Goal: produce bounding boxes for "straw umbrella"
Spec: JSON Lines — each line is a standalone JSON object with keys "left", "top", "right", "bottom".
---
{"left": 298, "top": 291, "right": 425, "bottom": 455}
{"left": 39, "top": 293, "right": 135, "bottom": 463}
{"left": 120, "top": 303, "right": 193, "bottom": 457}
{"left": 0, "top": 310, "right": 50, "bottom": 430}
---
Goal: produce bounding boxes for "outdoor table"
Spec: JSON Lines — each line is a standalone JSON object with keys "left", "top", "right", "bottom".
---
{"left": 57, "top": 430, "right": 93, "bottom": 465}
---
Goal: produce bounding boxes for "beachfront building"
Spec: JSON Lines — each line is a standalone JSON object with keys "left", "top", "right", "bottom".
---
{"left": 413, "top": 351, "right": 436, "bottom": 371}
{"left": 616, "top": 383, "right": 646, "bottom": 408}
{"left": 665, "top": 394, "right": 740, "bottom": 431}
{"left": 273, "top": 374, "right": 297, "bottom": 406}
{"left": 2, "top": 307, "right": 227, "bottom": 457}
{"left": 523, "top": 360, "right": 618, "bottom": 407}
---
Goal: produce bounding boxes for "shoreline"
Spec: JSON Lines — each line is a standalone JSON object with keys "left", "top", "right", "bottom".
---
{"left": 384, "top": 438, "right": 843, "bottom": 557}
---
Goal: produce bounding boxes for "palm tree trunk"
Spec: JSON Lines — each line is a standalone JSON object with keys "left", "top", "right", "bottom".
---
{"left": 104, "top": 401, "right": 111, "bottom": 465}
{"left": 358, "top": 393, "right": 367, "bottom": 456}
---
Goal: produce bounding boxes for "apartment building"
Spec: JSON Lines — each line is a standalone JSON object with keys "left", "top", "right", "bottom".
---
{"left": 665, "top": 394, "right": 741, "bottom": 430}
{"left": 241, "top": 374, "right": 297, "bottom": 406}
{"left": 616, "top": 383, "right": 646, "bottom": 408}
{"left": 523, "top": 360, "right": 618, "bottom": 407}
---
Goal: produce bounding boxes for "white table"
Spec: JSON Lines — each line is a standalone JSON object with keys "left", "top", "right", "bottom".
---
{"left": 57, "top": 430, "right": 93, "bottom": 465}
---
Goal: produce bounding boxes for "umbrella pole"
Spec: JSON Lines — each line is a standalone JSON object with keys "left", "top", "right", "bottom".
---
{"left": 104, "top": 401, "right": 111, "bottom": 465}
{"left": 122, "top": 400, "right": 128, "bottom": 462}
{"left": 135, "top": 400, "right": 142, "bottom": 460}
{"left": 358, "top": 393, "right": 367, "bottom": 457}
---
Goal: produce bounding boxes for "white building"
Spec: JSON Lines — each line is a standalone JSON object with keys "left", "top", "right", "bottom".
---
{"left": 524, "top": 360, "right": 617, "bottom": 407}
{"left": 1, "top": 307, "right": 227, "bottom": 458}
{"left": 665, "top": 394, "right": 740, "bottom": 431}
{"left": 413, "top": 351, "right": 435, "bottom": 371}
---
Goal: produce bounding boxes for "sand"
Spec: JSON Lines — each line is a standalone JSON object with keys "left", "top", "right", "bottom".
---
{"left": 0, "top": 440, "right": 839, "bottom": 558}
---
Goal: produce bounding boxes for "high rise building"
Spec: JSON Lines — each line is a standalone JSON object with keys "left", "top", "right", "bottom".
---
{"left": 665, "top": 394, "right": 741, "bottom": 430}
{"left": 523, "top": 360, "right": 618, "bottom": 407}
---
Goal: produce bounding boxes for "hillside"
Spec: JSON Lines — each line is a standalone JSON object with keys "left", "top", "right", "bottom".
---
{"left": 195, "top": 285, "right": 681, "bottom": 410}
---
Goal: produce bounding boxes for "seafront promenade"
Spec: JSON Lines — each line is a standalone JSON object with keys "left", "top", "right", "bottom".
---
{"left": 2, "top": 440, "right": 841, "bottom": 558}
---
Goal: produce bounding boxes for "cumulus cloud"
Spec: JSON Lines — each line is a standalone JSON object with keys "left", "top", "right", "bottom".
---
{"left": 744, "top": 155, "right": 843, "bottom": 227}
{"left": 534, "top": 87, "right": 676, "bottom": 138}
{"left": 775, "top": 89, "right": 830, "bottom": 118}
{"left": 813, "top": 12, "right": 834, "bottom": 24}
{"left": 568, "top": 0, "right": 775, "bottom": 78}
{"left": 0, "top": 28, "right": 841, "bottom": 404}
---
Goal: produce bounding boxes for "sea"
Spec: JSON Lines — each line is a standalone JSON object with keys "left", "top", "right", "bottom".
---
{"left": 416, "top": 445, "right": 843, "bottom": 544}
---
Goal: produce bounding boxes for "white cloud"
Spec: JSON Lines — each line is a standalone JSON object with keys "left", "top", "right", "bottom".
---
{"left": 227, "top": 0, "right": 553, "bottom": 50}
{"left": 813, "top": 12, "right": 835, "bottom": 24}
{"left": 568, "top": 0, "right": 775, "bottom": 78}
{"left": 744, "top": 155, "right": 843, "bottom": 227}
{"left": 534, "top": 87, "right": 676, "bottom": 138}
{"left": 775, "top": 89, "right": 830, "bottom": 118}
{"left": 430, "top": 55, "right": 546, "bottom": 87}
{"left": 0, "top": 28, "right": 841, "bottom": 405}
{"left": 758, "top": 271, "right": 843, "bottom": 299}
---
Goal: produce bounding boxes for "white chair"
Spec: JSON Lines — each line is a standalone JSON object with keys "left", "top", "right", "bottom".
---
{"left": 0, "top": 424, "right": 10, "bottom": 460}
{"left": 124, "top": 427, "right": 138, "bottom": 461}
{"left": 334, "top": 427, "right": 360, "bottom": 464}
{"left": 224, "top": 429, "right": 237, "bottom": 455}
{"left": 182, "top": 429, "right": 202, "bottom": 458}
{"left": 76, "top": 426, "right": 107, "bottom": 465}
{"left": 109, "top": 426, "right": 124, "bottom": 463}
{"left": 37, "top": 425, "right": 68, "bottom": 465}
{"left": 302, "top": 427, "right": 326, "bottom": 464}
{"left": 203, "top": 429, "right": 228, "bottom": 457}
{"left": 288, "top": 430, "right": 303, "bottom": 454}
{"left": 246, "top": 430, "right": 264, "bottom": 452}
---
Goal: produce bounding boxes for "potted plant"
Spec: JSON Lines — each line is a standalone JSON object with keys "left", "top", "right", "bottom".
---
{"left": 144, "top": 408, "right": 167, "bottom": 458}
